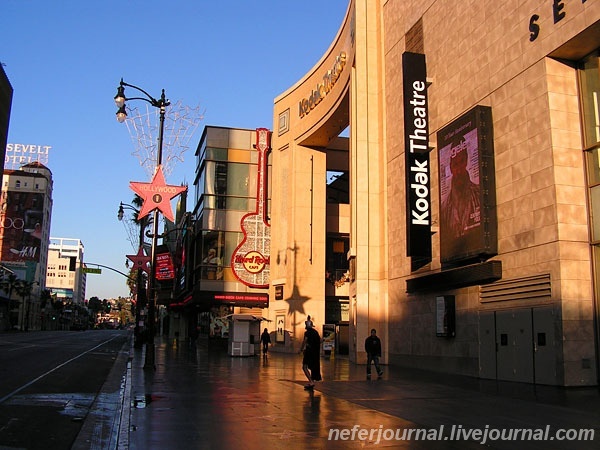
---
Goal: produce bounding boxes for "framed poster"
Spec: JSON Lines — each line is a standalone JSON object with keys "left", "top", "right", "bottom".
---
{"left": 437, "top": 105, "right": 497, "bottom": 267}
{"left": 436, "top": 296, "right": 455, "bottom": 338}
{"left": 276, "top": 314, "right": 285, "bottom": 343}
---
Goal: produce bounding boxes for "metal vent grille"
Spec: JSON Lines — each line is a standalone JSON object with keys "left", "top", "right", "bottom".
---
{"left": 480, "top": 273, "right": 551, "bottom": 303}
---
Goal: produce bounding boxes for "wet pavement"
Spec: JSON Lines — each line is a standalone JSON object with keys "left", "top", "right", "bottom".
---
{"left": 80, "top": 335, "right": 600, "bottom": 449}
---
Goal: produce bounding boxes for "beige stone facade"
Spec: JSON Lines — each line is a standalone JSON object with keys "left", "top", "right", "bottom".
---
{"left": 266, "top": 0, "right": 600, "bottom": 386}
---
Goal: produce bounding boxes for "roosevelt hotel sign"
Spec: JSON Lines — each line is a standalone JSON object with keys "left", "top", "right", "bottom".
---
{"left": 5, "top": 143, "right": 51, "bottom": 169}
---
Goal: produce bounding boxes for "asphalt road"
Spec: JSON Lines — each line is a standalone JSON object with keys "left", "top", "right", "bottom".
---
{"left": 0, "top": 330, "right": 130, "bottom": 450}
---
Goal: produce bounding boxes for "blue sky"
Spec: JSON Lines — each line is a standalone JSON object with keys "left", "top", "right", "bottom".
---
{"left": 2, "top": 0, "right": 348, "bottom": 299}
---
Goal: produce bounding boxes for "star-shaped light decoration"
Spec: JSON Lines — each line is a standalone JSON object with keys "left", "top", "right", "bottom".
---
{"left": 126, "top": 246, "right": 151, "bottom": 275}
{"left": 129, "top": 165, "right": 187, "bottom": 222}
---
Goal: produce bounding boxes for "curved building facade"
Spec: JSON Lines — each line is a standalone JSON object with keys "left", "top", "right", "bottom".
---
{"left": 265, "top": 0, "right": 600, "bottom": 386}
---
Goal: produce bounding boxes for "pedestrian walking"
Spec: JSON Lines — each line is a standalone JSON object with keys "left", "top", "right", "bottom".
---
{"left": 299, "top": 322, "right": 322, "bottom": 389}
{"left": 260, "top": 327, "right": 271, "bottom": 354}
{"left": 304, "top": 315, "right": 314, "bottom": 329}
{"left": 365, "top": 328, "right": 383, "bottom": 378}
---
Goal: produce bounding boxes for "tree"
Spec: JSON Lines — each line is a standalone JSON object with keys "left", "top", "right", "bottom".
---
{"left": 40, "top": 289, "right": 52, "bottom": 309}
{"left": 0, "top": 274, "right": 21, "bottom": 330}
{"left": 127, "top": 195, "right": 148, "bottom": 303}
{"left": 87, "top": 296, "right": 103, "bottom": 315}
{"left": 15, "top": 280, "right": 33, "bottom": 330}
{"left": 39, "top": 289, "right": 52, "bottom": 330}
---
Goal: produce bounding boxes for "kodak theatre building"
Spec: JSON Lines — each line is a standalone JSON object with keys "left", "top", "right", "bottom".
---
{"left": 266, "top": 0, "right": 600, "bottom": 386}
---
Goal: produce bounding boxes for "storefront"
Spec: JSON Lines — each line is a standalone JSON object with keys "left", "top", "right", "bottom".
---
{"left": 186, "top": 126, "right": 271, "bottom": 348}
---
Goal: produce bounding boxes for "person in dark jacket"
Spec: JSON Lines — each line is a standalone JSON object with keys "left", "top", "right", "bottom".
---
{"left": 260, "top": 328, "right": 271, "bottom": 354}
{"left": 365, "top": 328, "right": 383, "bottom": 378}
{"left": 299, "top": 322, "right": 322, "bottom": 389}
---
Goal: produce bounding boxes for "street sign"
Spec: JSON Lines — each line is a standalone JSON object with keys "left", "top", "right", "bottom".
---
{"left": 83, "top": 267, "right": 102, "bottom": 274}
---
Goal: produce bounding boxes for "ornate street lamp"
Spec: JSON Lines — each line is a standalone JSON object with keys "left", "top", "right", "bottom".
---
{"left": 114, "top": 79, "right": 170, "bottom": 370}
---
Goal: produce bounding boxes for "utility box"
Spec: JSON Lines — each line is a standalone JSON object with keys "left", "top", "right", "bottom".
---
{"left": 227, "top": 314, "right": 261, "bottom": 356}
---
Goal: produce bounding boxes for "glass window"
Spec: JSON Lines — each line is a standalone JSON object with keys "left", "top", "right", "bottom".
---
{"left": 205, "top": 147, "right": 228, "bottom": 161}
{"left": 197, "top": 230, "right": 245, "bottom": 280}
{"left": 593, "top": 245, "right": 600, "bottom": 299}
{"left": 196, "top": 167, "right": 205, "bottom": 207}
{"left": 579, "top": 52, "right": 600, "bottom": 148}
{"left": 326, "top": 235, "right": 350, "bottom": 284}
{"left": 201, "top": 161, "right": 230, "bottom": 210}
{"left": 586, "top": 148, "right": 600, "bottom": 186}
{"left": 591, "top": 185, "right": 600, "bottom": 243}
{"left": 224, "top": 162, "right": 252, "bottom": 211}
{"left": 201, "top": 161, "right": 256, "bottom": 211}
{"left": 200, "top": 230, "right": 224, "bottom": 280}
{"left": 327, "top": 171, "right": 349, "bottom": 204}
{"left": 581, "top": 51, "right": 600, "bottom": 244}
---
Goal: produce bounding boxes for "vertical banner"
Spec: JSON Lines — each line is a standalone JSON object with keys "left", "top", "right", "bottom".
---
{"left": 155, "top": 252, "right": 175, "bottom": 280}
{"left": 403, "top": 52, "right": 432, "bottom": 263}
{"left": 437, "top": 105, "right": 497, "bottom": 266}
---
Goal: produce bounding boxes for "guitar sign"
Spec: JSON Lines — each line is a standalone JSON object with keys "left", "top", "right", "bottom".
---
{"left": 231, "top": 128, "right": 271, "bottom": 288}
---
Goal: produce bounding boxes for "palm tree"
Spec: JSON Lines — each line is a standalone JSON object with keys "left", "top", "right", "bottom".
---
{"left": 15, "top": 280, "right": 33, "bottom": 331}
{"left": 129, "top": 195, "right": 149, "bottom": 347}
{"left": 40, "top": 289, "right": 52, "bottom": 308}
{"left": 39, "top": 289, "right": 52, "bottom": 330}
{"left": 0, "top": 274, "right": 21, "bottom": 330}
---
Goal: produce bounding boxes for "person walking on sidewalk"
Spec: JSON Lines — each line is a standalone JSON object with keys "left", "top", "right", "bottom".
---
{"left": 365, "top": 328, "right": 383, "bottom": 379}
{"left": 299, "top": 322, "right": 322, "bottom": 389}
{"left": 304, "top": 315, "right": 314, "bottom": 329}
{"left": 260, "top": 328, "right": 271, "bottom": 354}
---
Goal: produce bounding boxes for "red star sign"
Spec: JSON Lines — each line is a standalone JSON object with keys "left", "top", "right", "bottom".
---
{"left": 126, "top": 246, "right": 151, "bottom": 275}
{"left": 129, "top": 165, "right": 187, "bottom": 222}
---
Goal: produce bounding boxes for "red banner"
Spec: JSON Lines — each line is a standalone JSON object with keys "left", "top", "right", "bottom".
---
{"left": 155, "top": 252, "right": 175, "bottom": 280}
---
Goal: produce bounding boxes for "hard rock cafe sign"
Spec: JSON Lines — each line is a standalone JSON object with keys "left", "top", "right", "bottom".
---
{"left": 231, "top": 128, "right": 271, "bottom": 288}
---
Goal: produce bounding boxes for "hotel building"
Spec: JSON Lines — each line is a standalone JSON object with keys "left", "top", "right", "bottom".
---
{"left": 0, "top": 162, "right": 53, "bottom": 330}
{"left": 46, "top": 237, "right": 86, "bottom": 305}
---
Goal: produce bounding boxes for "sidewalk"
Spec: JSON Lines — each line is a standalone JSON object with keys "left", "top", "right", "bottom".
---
{"left": 121, "top": 337, "right": 600, "bottom": 449}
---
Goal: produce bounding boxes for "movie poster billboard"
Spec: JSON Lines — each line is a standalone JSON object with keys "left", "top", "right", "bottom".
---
{"left": 0, "top": 191, "right": 44, "bottom": 263}
{"left": 437, "top": 106, "right": 497, "bottom": 267}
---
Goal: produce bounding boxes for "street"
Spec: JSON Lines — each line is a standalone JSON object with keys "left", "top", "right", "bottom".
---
{"left": 1, "top": 331, "right": 599, "bottom": 449}
{"left": 0, "top": 330, "right": 129, "bottom": 450}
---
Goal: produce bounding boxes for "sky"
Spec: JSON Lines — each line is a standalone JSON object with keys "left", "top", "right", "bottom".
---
{"left": 1, "top": 0, "right": 349, "bottom": 300}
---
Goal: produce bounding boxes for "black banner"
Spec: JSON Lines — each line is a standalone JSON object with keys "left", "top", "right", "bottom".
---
{"left": 403, "top": 52, "right": 432, "bottom": 261}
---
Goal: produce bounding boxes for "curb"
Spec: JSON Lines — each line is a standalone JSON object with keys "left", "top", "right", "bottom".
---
{"left": 117, "top": 344, "right": 133, "bottom": 450}
{"left": 71, "top": 336, "right": 133, "bottom": 450}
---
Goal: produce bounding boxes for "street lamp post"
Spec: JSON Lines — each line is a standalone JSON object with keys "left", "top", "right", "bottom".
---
{"left": 118, "top": 201, "right": 148, "bottom": 349}
{"left": 115, "top": 79, "right": 170, "bottom": 370}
